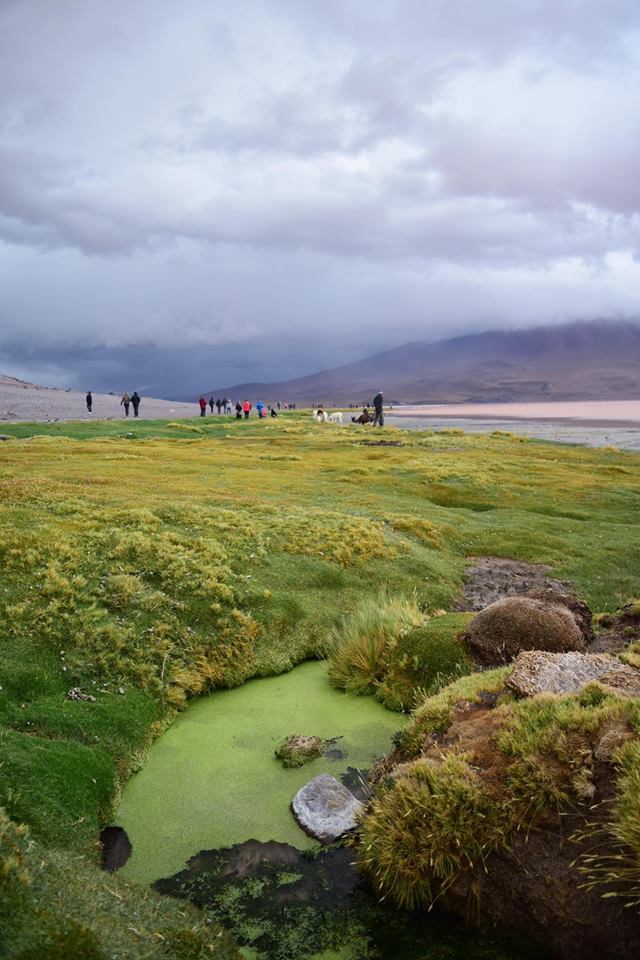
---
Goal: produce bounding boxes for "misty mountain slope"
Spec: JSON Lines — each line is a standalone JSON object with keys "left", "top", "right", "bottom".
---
{"left": 202, "top": 321, "right": 640, "bottom": 405}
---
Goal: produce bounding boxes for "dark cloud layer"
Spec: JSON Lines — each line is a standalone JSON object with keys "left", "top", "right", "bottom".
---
{"left": 1, "top": 1, "right": 640, "bottom": 390}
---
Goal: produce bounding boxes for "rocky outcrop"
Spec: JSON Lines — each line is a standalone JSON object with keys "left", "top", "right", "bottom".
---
{"left": 462, "top": 595, "right": 586, "bottom": 665}
{"left": 507, "top": 650, "right": 640, "bottom": 698}
{"left": 292, "top": 774, "right": 363, "bottom": 843}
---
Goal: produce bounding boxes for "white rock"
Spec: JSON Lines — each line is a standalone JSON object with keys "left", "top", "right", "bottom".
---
{"left": 291, "top": 773, "right": 364, "bottom": 843}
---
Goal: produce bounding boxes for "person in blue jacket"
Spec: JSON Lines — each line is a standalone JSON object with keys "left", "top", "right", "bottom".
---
{"left": 256, "top": 400, "right": 265, "bottom": 418}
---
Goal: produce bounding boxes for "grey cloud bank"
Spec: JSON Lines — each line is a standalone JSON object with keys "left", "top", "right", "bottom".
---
{"left": 1, "top": 0, "right": 640, "bottom": 393}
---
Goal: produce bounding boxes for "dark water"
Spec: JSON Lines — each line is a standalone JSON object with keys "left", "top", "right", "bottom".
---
{"left": 155, "top": 839, "right": 548, "bottom": 960}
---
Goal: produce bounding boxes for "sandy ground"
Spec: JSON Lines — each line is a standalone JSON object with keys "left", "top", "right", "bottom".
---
{"left": 0, "top": 376, "right": 215, "bottom": 422}
{"left": 390, "top": 400, "right": 640, "bottom": 425}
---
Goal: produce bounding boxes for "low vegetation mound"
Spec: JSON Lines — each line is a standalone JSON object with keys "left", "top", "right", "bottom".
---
{"left": 274, "top": 735, "right": 327, "bottom": 767}
{"left": 375, "top": 614, "right": 472, "bottom": 711}
{"left": 359, "top": 671, "right": 640, "bottom": 960}
{"left": 462, "top": 594, "right": 586, "bottom": 665}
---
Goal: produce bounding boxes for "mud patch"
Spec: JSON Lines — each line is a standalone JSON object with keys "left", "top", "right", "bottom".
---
{"left": 361, "top": 439, "right": 404, "bottom": 446}
{"left": 154, "top": 838, "right": 542, "bottom": 960}
{"left": 591, "top": 605, "right": 640, "bottom": 655}
{"left": 453, "top": 556, "right": 570, "bottom": 612}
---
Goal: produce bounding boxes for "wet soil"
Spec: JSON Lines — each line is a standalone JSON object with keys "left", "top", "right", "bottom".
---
{"left": 590, "top": 606, "right": 640, "bottom": 655}
{"left": 453, "top": 556, "right": 571, "bottom": 612}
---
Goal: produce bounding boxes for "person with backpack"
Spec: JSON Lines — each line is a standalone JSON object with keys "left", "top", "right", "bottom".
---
{"left": 120, "top": 392, "right": 131, "bottom": 417}
{"left": 243, "top": 400, "right": 251, "bottom": 419}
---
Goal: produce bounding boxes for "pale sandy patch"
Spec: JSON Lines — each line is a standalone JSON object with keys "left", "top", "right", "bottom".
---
{"left": 0, "top": 377, "right": 219, "bottom": 423}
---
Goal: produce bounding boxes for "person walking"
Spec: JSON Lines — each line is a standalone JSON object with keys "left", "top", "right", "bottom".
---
{"left": 120, "top": 392, "right": 131, "bottom": 417}
{"left": 235, "top": 401, "right": 242, "bottom": 419}
{"left": 373, "top": 390, "right": 384, "bottom": 427}
{"left": 256, "top": 399, "right": 264, "bottom": 418}
{"left": 199, "top": 395, "right": 207, "bottom": 417}
{"left": 131, "top": 391, "right": 141, "bottom": 417}
{"left": 209, "top": 396, "right": 215, "bottom": 413}
{"left": 85, "top": 391, "right": 92, "bottom": 413}
{"left": 243, "top": 399, "right": 251, "bottom": 419}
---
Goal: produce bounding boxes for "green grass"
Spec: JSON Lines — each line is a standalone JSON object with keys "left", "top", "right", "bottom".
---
{"left": 327, "top": 592, "right": 423, "bottom": 696}
{"left": 1, "top": 415, "right": 640, "bottom": 953}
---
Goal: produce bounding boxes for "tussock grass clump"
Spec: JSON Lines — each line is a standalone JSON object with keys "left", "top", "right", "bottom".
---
{"left": 386, "top": 515, "right": 444, "bottom": 549}
{"left": 577, "top": 739, "right": 640, "bottom": 906}
{"left": 327, "top": 592, "right": 423, "bottom": 695}
{"left": 360, "top": 752, "right": 504, "bottom": 909}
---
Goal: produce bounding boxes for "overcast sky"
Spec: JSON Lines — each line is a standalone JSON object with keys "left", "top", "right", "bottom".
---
{"left": 1, "top": 0, "right": 640, "bottom": 396}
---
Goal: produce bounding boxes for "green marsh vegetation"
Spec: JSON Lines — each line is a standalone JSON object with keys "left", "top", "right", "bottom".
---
{"left": 0, "top": 413, "right": 640, "bottom": 956}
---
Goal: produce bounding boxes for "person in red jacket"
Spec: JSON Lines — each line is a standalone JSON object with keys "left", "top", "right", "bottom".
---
{"left": 198, "top": 395, "right": 207, "bottom": 417}
{"left": 243, "top": 400, "right": 251, "bottom": 419}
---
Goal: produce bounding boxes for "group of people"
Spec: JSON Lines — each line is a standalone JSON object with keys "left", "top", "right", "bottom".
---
{"left": 85, "top": 391, "right": 141, "bottom": 417}
{"left": 197, "top": 397, "right": 296, "bottom": 418}
{"left": 119, "top": 392, "right": 141, "bottom": 417}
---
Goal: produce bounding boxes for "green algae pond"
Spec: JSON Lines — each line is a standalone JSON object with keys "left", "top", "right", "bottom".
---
{"left": 117, "top": 660, "right": 403, "bottom": 885}
{"left": 116, "top": 660, "right": 545, "bottom": 960}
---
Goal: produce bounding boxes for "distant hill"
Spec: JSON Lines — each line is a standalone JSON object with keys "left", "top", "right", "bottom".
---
{"left": 201, "top": 320, "right": 640, "bottom": 405}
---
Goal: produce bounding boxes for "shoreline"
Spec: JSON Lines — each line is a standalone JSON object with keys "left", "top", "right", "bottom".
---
{"left": 389, "top": 400, "right": 640, "bottom": 427}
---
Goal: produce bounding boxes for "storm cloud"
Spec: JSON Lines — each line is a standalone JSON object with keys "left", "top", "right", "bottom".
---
{"left": 1, "top": 0, "right": 640, "bottom": 394}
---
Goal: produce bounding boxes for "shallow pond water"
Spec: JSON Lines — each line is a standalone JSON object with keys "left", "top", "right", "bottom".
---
{"left": 117, "top": 660, "right": 403, "bottom": 884}
{"left": 116, "top": 659, "right": 546, "bottom": 960}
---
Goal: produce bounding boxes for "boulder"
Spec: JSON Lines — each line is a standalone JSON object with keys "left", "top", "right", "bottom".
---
{"left": 507, "top": 650, "right": 640, "bottom": 698}
{"left": 292, "top": 774, "right": 363, "bottom": 843}
{"left": 463, "top": 595, "right": 586, "bottom": 666}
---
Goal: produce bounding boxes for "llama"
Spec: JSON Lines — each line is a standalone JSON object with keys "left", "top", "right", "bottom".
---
{"left": 328, "top": 411, "right": 343, "bottom": 424}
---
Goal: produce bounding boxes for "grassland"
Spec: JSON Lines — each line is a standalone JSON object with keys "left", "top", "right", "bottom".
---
{"left": 1, "top": 412, "right": 639, "bottom": 957}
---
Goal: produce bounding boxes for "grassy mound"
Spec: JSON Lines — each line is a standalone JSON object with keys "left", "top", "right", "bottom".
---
{"left": 376, "top": 614, "right": 473, "bottom": 710}
{"left": 462, "top": 595, "right": 586, "bottom": 665}
{"left": 359, "top": 671, "right": 640, "bottom": 946}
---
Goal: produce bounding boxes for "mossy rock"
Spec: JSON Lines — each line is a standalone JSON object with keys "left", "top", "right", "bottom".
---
{"left": 462, "top": 596, "right": 586, "bottom": 666}
{"left": 275, "top": 735, "right": 328, "bottom": 768}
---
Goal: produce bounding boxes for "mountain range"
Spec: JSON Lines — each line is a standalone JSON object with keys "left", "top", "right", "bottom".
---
{"left": 201, "top": 320, "right": 640, "bottom": 405}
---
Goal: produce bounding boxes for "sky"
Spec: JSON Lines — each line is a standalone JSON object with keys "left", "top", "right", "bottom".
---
{"left": 1, "top": 0, "right": 640, "bottom": 397}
